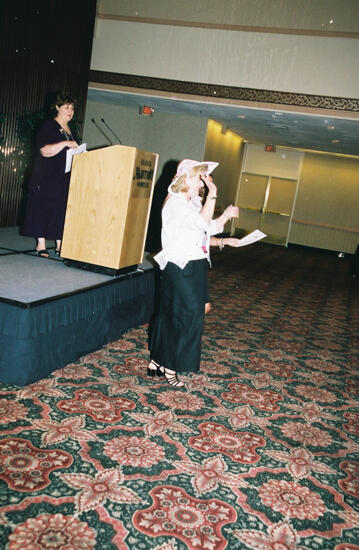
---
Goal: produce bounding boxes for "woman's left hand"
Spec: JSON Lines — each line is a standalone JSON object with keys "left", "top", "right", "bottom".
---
{"left": 224, "top": 238, "right": 242, "bottom": 247}
{"left": 224, "top": 205, "right": 239, "bottom": 220}
{"left": 67, "top": 140, "right": 79, "bottom": 149}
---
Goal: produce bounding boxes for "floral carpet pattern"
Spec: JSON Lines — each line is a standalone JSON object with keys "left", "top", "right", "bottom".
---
{"left": 0, "top": 244, "right": 358, "bottom": 549}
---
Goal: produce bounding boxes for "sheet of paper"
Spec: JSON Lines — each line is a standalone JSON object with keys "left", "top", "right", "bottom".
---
{"left": 235, "top": 229, "right": 267, "bottom": 247}
{"left": 65, "top": 143, "right": 87, "bottom": 173}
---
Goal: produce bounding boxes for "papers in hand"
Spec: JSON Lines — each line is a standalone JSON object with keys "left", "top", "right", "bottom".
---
{"left": 65, "top": 143, "right": 87, "bottom": 173}
{"left": 235, "top": 229, "right": 267, "bottom": 247}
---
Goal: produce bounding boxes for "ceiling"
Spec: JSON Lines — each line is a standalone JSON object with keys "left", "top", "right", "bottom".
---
{"left": 88, "top": 88, "right": 359, "bottom": 157}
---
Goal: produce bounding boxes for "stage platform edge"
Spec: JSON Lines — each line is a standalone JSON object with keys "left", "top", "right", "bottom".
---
{"left": 0, "top": 267, "right": 155, "bottom": 387}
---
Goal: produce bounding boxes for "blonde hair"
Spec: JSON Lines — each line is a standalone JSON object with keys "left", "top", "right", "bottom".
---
{"left": 171, "top": 164, "right": 208, "bottom": 193}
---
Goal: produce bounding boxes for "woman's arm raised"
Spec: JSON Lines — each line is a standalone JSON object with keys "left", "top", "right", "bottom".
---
{"left": 200, "top": 174, "right": 218, "bottom": 223}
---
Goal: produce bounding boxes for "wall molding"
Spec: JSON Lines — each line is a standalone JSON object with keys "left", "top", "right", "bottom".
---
{"left": 97, "top": 13, "right": 359, "bottom": 39}
{"left": 89, "top": 71, "right": 359, "bottom": 112}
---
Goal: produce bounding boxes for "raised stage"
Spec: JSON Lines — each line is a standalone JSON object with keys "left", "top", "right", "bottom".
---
{"left": 0, "top": 227, "right": 155, "bottom": 387}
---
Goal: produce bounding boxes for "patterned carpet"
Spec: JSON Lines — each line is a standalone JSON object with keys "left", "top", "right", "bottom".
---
{"left": 0, "top": 244, "right": 358, "bottom": 550}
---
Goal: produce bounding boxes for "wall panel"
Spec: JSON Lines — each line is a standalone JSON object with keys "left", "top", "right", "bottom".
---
{"left": 290, "top": 153, "right": 359, "bottom": 253}
{"left": 98, "top": 0, "right": 359, "bottom": 34}
{"left": 91, "top": 18, "right": 359, "bottom": 99}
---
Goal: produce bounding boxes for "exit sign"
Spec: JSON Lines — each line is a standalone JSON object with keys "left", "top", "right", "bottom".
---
{"left": 140, "top": 105, "right": 154, "bottom": 116}
{"left": 265, "top": 144, "right": 276, "bottom": 152}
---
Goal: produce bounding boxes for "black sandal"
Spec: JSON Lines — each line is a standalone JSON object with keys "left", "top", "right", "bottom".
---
{"left": 162, "top": 368, "right": 184, "bottom": 387}
{"left": 147, "top": 360, "right": 164, "bottom": 377}
{"left": 35, "top": 249, "right": 50, "bottom": 258}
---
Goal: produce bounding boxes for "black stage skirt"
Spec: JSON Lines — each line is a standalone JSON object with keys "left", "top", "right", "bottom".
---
{"left": 149, "top": 259, "right": 208, "bottom": 373}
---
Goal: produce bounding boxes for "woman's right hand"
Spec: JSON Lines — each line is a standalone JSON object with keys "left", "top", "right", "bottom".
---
{"left": 200, "top": 173, "right": 217, "bottom": 223}
{"left": 201, "top": 174, "right": 217, "bottom": 198}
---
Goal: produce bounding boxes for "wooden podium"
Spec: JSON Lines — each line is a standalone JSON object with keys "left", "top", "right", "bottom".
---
{"left": 61, "top": 145, "right": 159, "bottom": 273}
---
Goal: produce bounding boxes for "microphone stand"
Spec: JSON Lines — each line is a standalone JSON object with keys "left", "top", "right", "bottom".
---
{"left": 91, "top": 118, "right": 112, "bottom": 145}
{"left": 101, "top": 118, "right": 123, "bottom": 144}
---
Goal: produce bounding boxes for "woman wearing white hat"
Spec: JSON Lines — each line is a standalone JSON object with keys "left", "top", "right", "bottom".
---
{"left": 148, "top": 159, "right": 239, "bottom": 387}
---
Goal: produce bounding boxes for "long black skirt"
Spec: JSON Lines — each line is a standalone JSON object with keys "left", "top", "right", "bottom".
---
{"left": 149, "top": 259, "right": 209, "bottom": 373}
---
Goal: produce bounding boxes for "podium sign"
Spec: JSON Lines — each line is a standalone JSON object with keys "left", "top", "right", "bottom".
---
{"left": 61, "top": 145, "right": 159, "bottom": 270}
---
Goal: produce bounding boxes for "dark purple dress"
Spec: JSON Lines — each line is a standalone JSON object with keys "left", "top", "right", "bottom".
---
{"left": 22, "top": 118, "right": 75, "bottom": 240}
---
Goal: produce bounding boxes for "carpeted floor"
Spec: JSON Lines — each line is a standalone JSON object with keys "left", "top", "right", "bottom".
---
{"left": 0, "top": 244, "right": 358, "bottom": 549}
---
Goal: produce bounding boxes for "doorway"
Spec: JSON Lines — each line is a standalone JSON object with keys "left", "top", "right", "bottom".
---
{"left": 233, "top": 172, "right": 298, "bottom": 246}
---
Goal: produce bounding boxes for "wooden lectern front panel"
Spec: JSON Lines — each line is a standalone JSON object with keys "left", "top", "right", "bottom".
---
{"left": 61, "top": 145, "right": 158, "bottom": 270}
{"left": 120, "top": 149, "right": 158, "bottom": 267}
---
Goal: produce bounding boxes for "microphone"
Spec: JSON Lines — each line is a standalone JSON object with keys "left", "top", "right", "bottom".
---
{"left": 91, "top": 118, "right": 112, "bottom": 145}
{"left": 101, "top": 118, "right": 123, "bottom": 144}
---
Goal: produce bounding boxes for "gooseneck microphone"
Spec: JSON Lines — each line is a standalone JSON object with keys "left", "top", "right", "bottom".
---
{"left": 101, "top": 118, "right": 123, "bottom": 144}
{"left": 91, "top": 118, "right": 112, "bottom": 145}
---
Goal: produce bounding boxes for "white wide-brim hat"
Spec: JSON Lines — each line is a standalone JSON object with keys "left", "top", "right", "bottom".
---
{"left": 168, "top": 159, "right": 219, "bottom": 193}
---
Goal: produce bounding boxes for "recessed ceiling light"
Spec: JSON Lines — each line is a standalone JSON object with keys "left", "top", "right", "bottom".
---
{"left": 329, "top": 19, "right": 334, "bottom": 24}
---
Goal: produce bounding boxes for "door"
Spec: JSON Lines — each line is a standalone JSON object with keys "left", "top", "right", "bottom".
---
{"left": 234, "top": 172, "right": 298, "bottom": 245}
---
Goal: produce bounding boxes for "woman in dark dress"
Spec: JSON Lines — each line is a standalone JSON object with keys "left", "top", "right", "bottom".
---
{"left": 22, "top": 92, "right": 78, "bottom": 257}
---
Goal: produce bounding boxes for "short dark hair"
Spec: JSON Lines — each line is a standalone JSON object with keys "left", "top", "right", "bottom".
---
{"left": 49, "top": 92, "right": 77, "bottom": 116}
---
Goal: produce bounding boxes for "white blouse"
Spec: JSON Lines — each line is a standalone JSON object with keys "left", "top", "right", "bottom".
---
{"left": 154, "top": 193, "right": 223, "bottom": 270}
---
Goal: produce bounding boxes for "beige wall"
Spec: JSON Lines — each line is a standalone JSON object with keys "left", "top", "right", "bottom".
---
{"left": 290, "top": 154, "right": 359, "bottom": 252}
{"left": 99, "top": 0, "right": 359, "bottom": 33}
{"left": 83, "top": 98, "right": 208, "bottom": 180}
{"left": 233, "top": 144, "right": 359, "bottom": 253}
{"left": 93, "top": 1, "right": 359, "bottom": 98}
{"left": 204, "top": 121, "right": 244, "bottom": 209}
{"left": 243, "top": 144, "right": 304, "bottom": 179}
